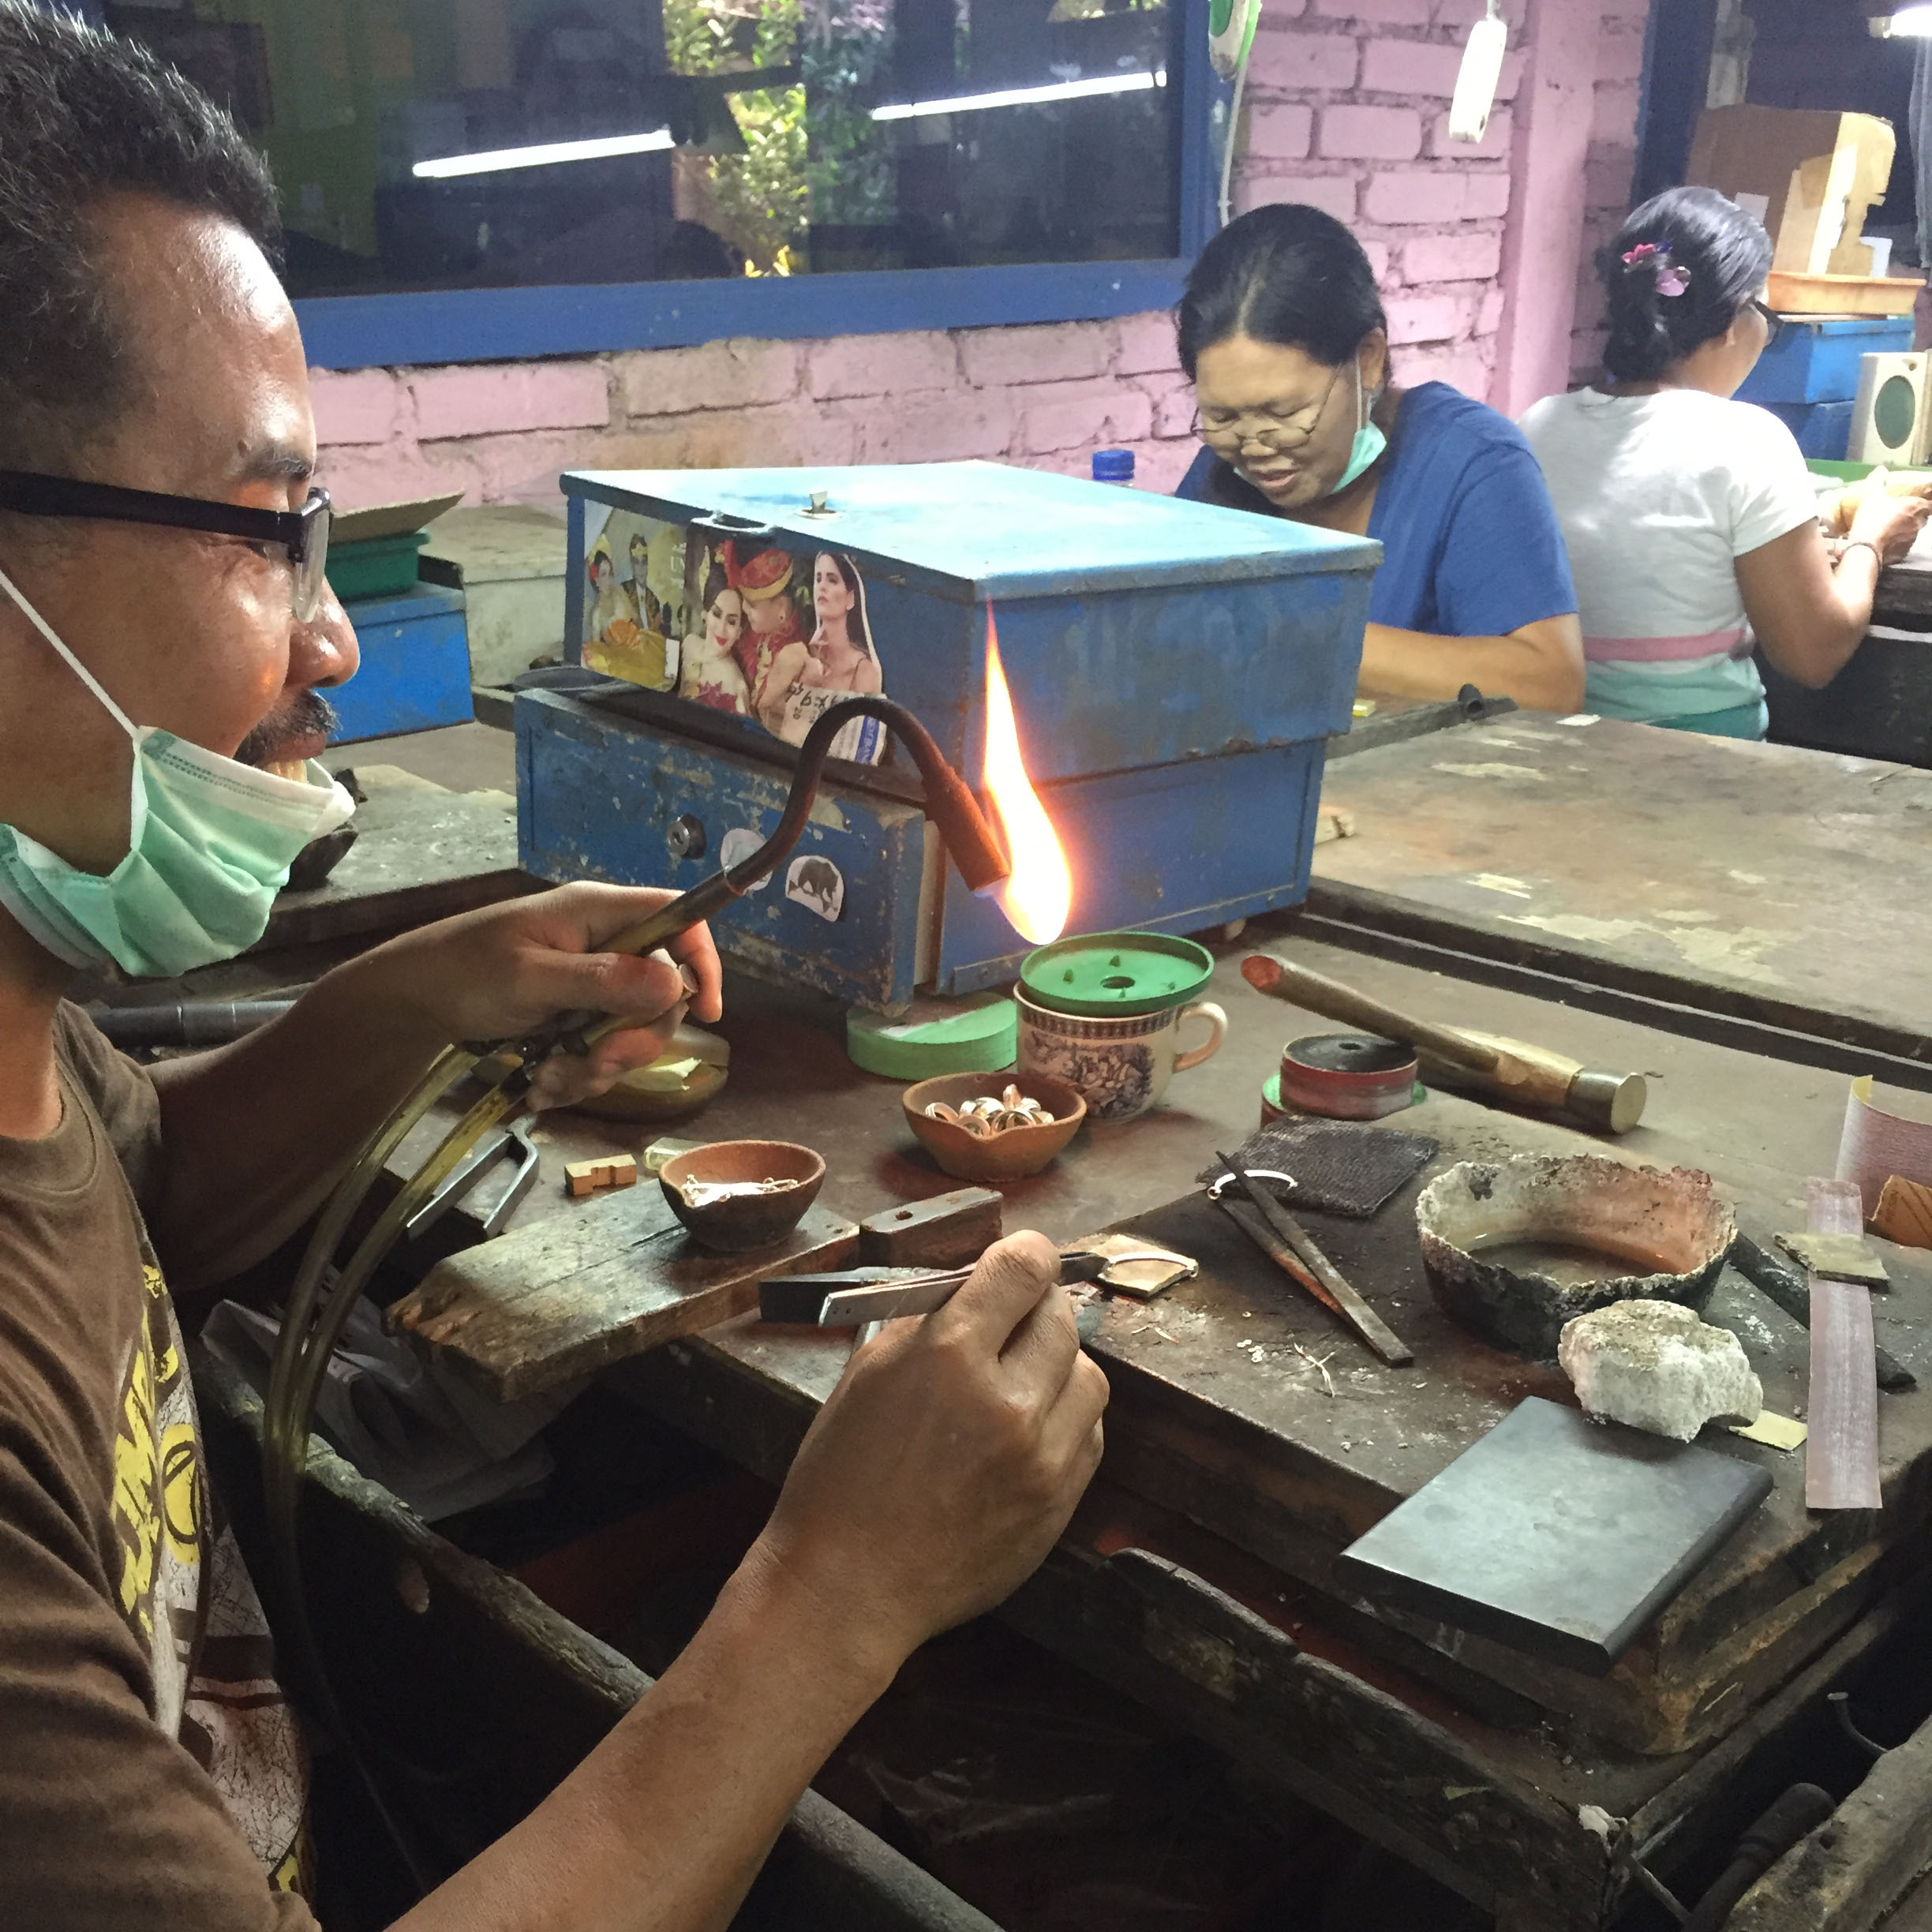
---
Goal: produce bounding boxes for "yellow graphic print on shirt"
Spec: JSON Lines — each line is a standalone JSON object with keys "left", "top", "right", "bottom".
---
{"left": 108, "top": 1262, "right": 199, "bottom": 1723}
{"left": 108, "top": 1257, "right": 309, "bottom": 1893}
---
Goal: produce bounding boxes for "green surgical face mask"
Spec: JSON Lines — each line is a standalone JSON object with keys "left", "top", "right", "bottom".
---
{"left": 1331, "top": 358, "right": 1387, "bottom": 496}
{"left": 0, "top": 562, "right": 354, "bottom": 978}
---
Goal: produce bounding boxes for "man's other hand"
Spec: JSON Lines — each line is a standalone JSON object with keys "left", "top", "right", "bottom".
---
{"left": 364, "top": 882, "right": 724, "bottom": 1110}
{"left": 747, "top": 1231, "right": 1110, "bottom": 1676}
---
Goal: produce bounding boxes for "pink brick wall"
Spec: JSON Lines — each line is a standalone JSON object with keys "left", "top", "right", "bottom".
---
{"left": 308, "top": 0, "right": 1649, "bottom": 511}
{"left": 1569, "top": 2, "right": 1650, "bottom": 383}
{"left": 312, "top": 319, "right": 1200, "bottom": 510}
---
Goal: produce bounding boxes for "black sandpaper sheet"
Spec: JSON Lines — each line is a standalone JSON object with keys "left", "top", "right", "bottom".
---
{"left": 1333, "top": 1397, "right": 1773, "bottom": 1676}
{"left": 1196, "top": 1118, "right": 1437, "bottom": 1219}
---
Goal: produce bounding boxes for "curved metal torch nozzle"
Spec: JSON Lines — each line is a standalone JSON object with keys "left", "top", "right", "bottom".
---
{"left": 522, "top": 695, "right": 1010, "bottom": 1063}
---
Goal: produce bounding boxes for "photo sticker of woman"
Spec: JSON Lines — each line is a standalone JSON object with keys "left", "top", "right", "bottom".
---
{"left": 677, "top": 560, "right": 753, "bottom": 714}
{"left": 773, "top": 551, "right": 888, "bottom": 765}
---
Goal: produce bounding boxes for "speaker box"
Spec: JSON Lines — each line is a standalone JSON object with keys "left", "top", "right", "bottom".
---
{"left": 1849, "top": 351, "right": 1932, "bottom": 466}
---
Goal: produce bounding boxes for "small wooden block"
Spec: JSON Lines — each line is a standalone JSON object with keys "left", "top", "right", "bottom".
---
{"left": 858, "top": 1186, "right": 1003, "bottom": 1267}
{"left": 1872, "top": 1174, "right": 1932, "bottom": 1251}
{"left": 565, "top": 1153, "right": 638, "bottom": 1197}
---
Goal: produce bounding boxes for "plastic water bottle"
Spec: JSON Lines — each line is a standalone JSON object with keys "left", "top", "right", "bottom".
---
{"left": 1091, "top": 448, "right": 1135, "bottom": 485}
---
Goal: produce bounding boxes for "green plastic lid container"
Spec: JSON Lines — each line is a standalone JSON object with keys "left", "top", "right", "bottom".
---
{"left": 846, "top": 994, "right": 1017, "bottom": 1078}
{"left": 1019, "top": 930, "right": 1215, "bottom": 1018}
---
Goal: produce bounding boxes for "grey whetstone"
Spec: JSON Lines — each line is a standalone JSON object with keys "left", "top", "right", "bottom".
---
{"left": 1333, "top": 1396, "right": 1773, "bottom": 1676}
{"left": 390, "top": 1186, "right": 859, "bottom": 1402}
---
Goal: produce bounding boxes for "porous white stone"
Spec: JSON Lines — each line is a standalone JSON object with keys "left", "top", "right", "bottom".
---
{"left": 1557, "top": 1299, "right": 1763, "bottom": 1443}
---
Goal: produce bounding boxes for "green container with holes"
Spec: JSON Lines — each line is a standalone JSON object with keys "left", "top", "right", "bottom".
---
{"left": 1019, "top": 930, "right": 1215, "bottom": 1017}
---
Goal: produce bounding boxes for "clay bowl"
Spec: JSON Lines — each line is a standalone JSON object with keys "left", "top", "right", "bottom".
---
{"left": 659, "top": 1140, "right": 825, "bottom": 1253}
{"left": 1415, "top": 1154, "right": 1737, "bottom": 1361}
{"left": 902, "top": 1071, "right": 1086, "bottom": 1183}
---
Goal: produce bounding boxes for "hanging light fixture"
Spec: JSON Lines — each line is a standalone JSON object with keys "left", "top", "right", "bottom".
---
{"left": 1448, "top": 0, "right": 1508, "bottom": 144}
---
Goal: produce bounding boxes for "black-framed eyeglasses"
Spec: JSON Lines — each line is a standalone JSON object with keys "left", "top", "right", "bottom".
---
{"left": 1750, "top": 298, "right": 1784, "bottom": 350}
{"left": 0, "top": 471, "right": 332, "bottom": 623}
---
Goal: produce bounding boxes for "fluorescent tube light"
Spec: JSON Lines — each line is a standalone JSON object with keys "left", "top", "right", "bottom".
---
{"left": 413, "top": 128, "right": 675, "bottom": 179}
{"left": 871, "top": 69, "right": 1163, "bottom": 122}
{"left": 1872, "top": 3, "right": 1932, "bottom": 31}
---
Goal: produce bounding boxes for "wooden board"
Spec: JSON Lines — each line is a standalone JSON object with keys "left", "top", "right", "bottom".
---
{"left": 1312, "top": 716, "right": 1932, "bottom": 1069}
{"left": 388, "top": 1184, "right": 859, "bottom": 1402}
{"left": 261, "top": 767, "right": 533, "bottom": 953}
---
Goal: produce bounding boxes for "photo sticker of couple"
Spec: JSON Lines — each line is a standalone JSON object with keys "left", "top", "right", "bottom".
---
{"left": 677, "top": 538, "right": 889, "bottom": 766}
{"left": 582, "top": 513, "right": 686, "bottom": 694}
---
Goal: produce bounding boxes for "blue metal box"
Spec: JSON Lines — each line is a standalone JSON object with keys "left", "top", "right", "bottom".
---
{"left": 519, "top": 462, "right": 1376, "bottom": 1012}
{"left": 329, "top": 582, "right": 475, "bottom": 745}
{"left": 1735, "top": 316, "right": 1914, "bottom": 406}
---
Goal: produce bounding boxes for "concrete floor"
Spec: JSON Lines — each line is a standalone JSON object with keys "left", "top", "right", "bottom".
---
{"left": 326, "top": 718, "right": 516, "bottom": 795}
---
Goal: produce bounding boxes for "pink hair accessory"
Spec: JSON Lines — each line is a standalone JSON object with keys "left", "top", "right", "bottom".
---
{"left": 1621, "top": 240, "right": 1690, "bottom": 298}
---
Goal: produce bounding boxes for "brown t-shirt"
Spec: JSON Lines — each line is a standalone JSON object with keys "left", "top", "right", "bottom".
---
{"left": 0, "top": 1005, "right": 315, "bottom": 1929}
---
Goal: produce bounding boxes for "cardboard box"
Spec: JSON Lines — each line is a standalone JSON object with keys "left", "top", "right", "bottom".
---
{"left": 1689, "top": 105, "right": 1896, "bottom": 278}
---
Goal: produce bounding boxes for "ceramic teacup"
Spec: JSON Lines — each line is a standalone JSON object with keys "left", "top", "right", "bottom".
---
{"left": 1015, "top": 984, "right": 1227, "bottom": 1124}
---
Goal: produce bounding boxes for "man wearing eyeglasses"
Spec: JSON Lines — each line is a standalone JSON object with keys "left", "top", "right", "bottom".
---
{"left": 0, "top": 11, "right": 1106, "bottom": 1930}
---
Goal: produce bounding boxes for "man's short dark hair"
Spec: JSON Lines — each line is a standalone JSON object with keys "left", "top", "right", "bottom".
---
{"left": 0, "top": 2, "right": 280, "bottom": 472}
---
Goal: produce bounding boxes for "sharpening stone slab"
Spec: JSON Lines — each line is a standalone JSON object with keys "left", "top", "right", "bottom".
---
{"left": 1333, "top": 1396, "right": 1773, "bottom": 1676}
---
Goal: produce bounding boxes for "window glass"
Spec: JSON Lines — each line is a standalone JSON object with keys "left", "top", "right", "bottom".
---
{"left": 106, "top": 0, "right": 1178, "bottom": 296}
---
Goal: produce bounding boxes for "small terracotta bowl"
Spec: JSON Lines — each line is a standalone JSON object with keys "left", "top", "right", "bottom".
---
{"left": 659, "top": 1140, "right": 825, "bottom": 1253}
{"left": 901, "top": 1071, "right": 1086, "bottom": 1183}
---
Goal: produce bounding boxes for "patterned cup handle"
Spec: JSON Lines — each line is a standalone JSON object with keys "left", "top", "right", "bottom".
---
{"left": 1171, "top": 1001, "right": 1228, "bottom": 1073}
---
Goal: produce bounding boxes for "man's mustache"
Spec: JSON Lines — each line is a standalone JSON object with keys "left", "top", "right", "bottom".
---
{"left": 234, "top": 690, "right": 340, "bottom": 769}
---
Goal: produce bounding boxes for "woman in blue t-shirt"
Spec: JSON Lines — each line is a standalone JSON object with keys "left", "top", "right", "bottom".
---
{"left": 1176, "top": 204, "right": 1585, "bottom": 713}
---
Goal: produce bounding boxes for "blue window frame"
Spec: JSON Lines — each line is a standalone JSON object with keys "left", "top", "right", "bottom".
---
{"left": 283, "top": 0, "right": 1222, "bottom": 369}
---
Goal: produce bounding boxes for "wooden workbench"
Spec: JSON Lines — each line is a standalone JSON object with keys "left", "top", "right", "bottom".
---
{"left": 1313, "top": 712, "right": 1932, "bottom": 1083}
{"left": 369, "top": 930, "right": 1932, "bottom": 1930}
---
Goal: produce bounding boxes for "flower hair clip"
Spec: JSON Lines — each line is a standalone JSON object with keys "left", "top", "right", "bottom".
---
{"left": 1621, "top": 240, "right": 1690, "bottom": 298}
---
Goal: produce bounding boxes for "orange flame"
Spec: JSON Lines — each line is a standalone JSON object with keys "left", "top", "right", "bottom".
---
{"left": 982, "top": 610, "right": 1071, "bottom": 945}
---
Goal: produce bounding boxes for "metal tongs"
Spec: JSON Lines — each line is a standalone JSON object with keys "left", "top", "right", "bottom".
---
{"left": 404, "top": 1118, "right": 540, "bottom": 1241}
{"left": 1209, "top": 1150, "right": 1413, "bottom": 1365}
{"left": 760, "top": 1246, "right": 1180, "bottom": 1327}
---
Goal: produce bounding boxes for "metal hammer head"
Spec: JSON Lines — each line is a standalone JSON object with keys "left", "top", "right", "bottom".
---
{"left": 1566, "top": 1068, "right": 1648, "bottom": 1134}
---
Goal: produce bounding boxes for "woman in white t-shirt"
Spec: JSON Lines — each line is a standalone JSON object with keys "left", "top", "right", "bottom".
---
{"left": 1521, "top": 186, "right": 1930, "bottom": 737}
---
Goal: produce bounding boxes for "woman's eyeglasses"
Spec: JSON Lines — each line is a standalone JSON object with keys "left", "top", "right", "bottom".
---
{"left": 1192, "top": 361, "right": 1346, "bottom": 454}
{"left": 1749, "top": 298, "right": 1784, "bottom": 350}
{"left": 0, "top": 471, "right": 332, "bottom": 623}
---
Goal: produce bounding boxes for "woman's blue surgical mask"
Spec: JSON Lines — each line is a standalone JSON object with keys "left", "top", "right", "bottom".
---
{"left": 0, "top": 562, "right": 354, "bottom": 977}
{"left": 1332, "top": 357, "right": 1387, "bottom": 496}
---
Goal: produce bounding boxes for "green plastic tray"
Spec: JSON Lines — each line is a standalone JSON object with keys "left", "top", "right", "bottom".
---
{"left": 328, "top": 530, "right": 430, "bottom": 601}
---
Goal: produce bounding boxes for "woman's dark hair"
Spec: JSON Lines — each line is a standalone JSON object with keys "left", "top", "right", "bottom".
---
{"left": 1176, "top": 204, "right": 1386, "bottom": 379}
{"left": 1599, "top": 185, "right": 1772, "bottom": 381}
{"left": 815, "top": 551, "right": 873, "bottom": 659}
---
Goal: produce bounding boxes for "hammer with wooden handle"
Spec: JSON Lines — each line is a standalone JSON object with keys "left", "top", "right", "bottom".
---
{"left": 1241, "top": 953, "right": 1646, "bottom": 1134}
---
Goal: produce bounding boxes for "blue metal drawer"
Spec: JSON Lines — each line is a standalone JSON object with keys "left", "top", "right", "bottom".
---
{"left": 516, "top": 690, "right": 930, "bottom": 1012}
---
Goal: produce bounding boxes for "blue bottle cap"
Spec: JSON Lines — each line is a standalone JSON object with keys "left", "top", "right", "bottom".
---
{"left": 1091, "top": 447, "right": 1136, "bottom": 482}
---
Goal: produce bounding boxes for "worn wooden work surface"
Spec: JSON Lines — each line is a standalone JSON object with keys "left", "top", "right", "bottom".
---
{"left": 390, "top": 934, "right": 1932, "bottom": 1739}
{"left": 365, "top": 932, "right": 1932, "bottom": 1926}
{"left": 1312, "top": 713, "right": 1932, "bottom": 1071}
